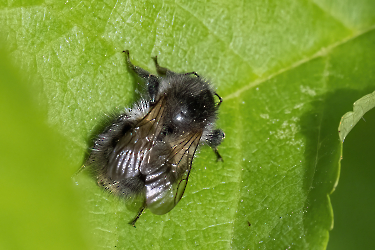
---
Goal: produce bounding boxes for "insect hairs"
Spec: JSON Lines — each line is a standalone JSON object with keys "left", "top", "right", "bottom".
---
{"left": 83, "top": 50, "right": 224, "bottom": 225}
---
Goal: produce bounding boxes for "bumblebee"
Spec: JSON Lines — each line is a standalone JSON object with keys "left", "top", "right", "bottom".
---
{"left": 84, "top": 51, "right": 224, "bottom": 226}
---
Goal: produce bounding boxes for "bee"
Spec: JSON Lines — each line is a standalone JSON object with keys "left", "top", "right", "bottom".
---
{"left": 83, "top": 50, "right": 224, "bottom": 226}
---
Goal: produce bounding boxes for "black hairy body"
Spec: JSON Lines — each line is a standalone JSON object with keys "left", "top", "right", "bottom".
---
{"left": 84, "top": 51, "right": 224, "bottom": 226}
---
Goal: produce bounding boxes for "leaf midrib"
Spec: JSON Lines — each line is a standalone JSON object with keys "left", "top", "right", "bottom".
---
{"left": 224, "top": 25, "right": 375, "bottom": 101}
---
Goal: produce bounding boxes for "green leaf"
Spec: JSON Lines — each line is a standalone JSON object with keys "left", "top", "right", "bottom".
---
{"left": 339, "top": 91, "right": 375, "bottom": 142}
{"left": 1, "top": 0, "right": 375, "bottom": 249}
{"left": 329, "top": 99, "right": 375, "bottom": 250}
{"left": 0, "top": 49, "right": 89, "bottom": 250}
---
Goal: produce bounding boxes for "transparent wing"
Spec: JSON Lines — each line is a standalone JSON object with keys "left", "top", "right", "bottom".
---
{"left": 94, "top": 95, "right": 202, "bottom": 215}
{"left": 144, "top": 130, "right": 202, "bottom": 215}
{"left": 167, "top": 131, "right": 202, "bottom": 205}
{"left": 101, "top": 97, "right": 166, "bottom": 196}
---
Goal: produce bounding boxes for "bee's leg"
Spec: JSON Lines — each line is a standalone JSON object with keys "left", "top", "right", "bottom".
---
{"left": 124, "top": 50, "right": 160, "bottom": 103}
{"left": 206, "top": 129, "right": 225, "bottom": 161}
{"left": 73, "top": 164, "right": 86, "bottom": 176}
{"left": 147, "top": 75, "right": 160, "bottom": 104}
{"left": 184, "top": 72, "right": 200, "bottom": 77}
{"left": 214, "top": 93, "right": 223, "bottom": 107}
{"left": 71, "top": 164, "right": 86, "bottom": 182}
{"left": 152, "top": 55, "right": 177, "bottom": 77}
{"left": 124, "top": 50, "right": 151, "bottom": 78}
{"left": 128, "top": 206, "right": 146, "bottom": 228}
{"left": 213, "top": 149, "right": 223, "bottom": 162}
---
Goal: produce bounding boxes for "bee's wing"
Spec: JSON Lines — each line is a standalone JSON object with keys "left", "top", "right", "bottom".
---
{"left": 167, "top": 131, "right": 202, "bottom": 204}
{"left": 101, "top": 95, "right": 202, "bottom": 215}
{"left": 136, "top": 97, "right": 166, "bottom": 137}
{"left": 103, "top": 97, "right": 166, "bottom": 194}
{"left": 145, "top": 130, "right": 202, "bottom": 215}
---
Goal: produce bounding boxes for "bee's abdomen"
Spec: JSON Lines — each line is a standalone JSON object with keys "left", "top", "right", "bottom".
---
{"left": 145, "top": 169, "right": 175, "bottom": 215}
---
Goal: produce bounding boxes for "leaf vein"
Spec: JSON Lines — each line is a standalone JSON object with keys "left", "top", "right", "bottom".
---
{"left": 224, "top": 25, "right": 375, "bottom": 100}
